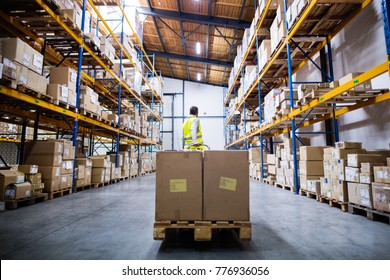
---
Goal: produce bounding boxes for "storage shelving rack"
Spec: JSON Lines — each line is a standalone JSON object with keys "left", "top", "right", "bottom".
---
{"left": 224, "top": 0, "right": 390, "bottom": 193}
{"left": 0, "top": 0, "right": 163, "bottom": 186}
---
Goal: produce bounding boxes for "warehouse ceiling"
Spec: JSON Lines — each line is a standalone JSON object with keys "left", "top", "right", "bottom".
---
{"left": 137, "top": 0, "right": 255, "bottom": 87}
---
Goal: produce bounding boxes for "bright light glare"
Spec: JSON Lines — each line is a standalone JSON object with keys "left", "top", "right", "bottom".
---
{"left": 197, "top": 73, "right": 201, "bottom": 81}
{"left": 196, "top": 42, "right": 201, "bottom": 54}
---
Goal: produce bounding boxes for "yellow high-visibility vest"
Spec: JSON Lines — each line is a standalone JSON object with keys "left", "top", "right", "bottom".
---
{"left": 182, "top": 116, "right": 203, "bottom": 150}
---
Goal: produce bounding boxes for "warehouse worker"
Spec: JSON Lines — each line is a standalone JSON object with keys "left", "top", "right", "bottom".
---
{"left": 182, "top": 106, "right": 204, "bottom": 150}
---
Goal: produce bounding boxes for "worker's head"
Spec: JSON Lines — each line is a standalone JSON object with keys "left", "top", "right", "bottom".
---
{"left": 190, "top": 106, "right": 198, "bottom": 117}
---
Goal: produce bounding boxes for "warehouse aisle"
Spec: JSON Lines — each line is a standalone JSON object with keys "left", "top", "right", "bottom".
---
{"left": 0, "top": 174, "right": 389, "bottom": 260}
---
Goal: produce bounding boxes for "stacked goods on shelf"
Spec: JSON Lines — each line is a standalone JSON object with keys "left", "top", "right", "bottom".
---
{"left": 371, "top": 153, "right": 390, "bottom": 212}
{"left": 322, "top": 142, "right": 366, "bottom": 203}
{"left": 0, "top": 170, "right": 30, "bottom": 201}
{"left": 0, "top": 38, "right": 46, "bottom": 94}
{"left": 24, "top": 140, "right": 75, "bottom": 193}
{"left": 258, "top": 39, "right": 271, "bottom": 72}
{"left": 0, "top": 122, "right": 19, "bottom": 139}
{"left": 141, "top": 153, "right": 152, "bottom": 174}
{"left": 228, "top": 98, "right": 238, "bottom": 117}
{"left": 276, "top": 137, "right": 310, "bottom": 189}
{"left": 140, "top": 111, "right": 149, "bottom": 137}
{"left": 120, "top": 145, "right": 138, "bottom": 177}
{"left": 275, "top": 88, "right": 298, "bottom": 118}
{"left": 18, "top": 165, "right": 44, "bottom": 194}
{"left": 99, "top": 36, "right": 116, "bottom": 65}
{"left": 48, "top": 67, "right": 77, "bottom": 107}
{"left": 152, "top": 156, "right": 156, "bottom": 172}
{"left": 90, "top": 155, "right": 111, "bottom": 184}
{"left": 80, "top": 85, "right": 101, "bottom": 116}
{"left": 239, "top": 109, "right": 260, "bottom": 137}
{"left": 108, "top": 154, "right": 122, "bottom": 180}
{"left": 149, "top": 124, "right": 161, "bottom": 143}
{"left": 75, "top": 158, "right": 92, "bottom": 188}
{"left": 270, "top": 3, "right": 287, "bottom": 54}
{"left": 249, "top": 147, "right": 268, "bottom": 179}
{"left": 299, "top": 146, "right": 329, "bottom": 195}
{"left": 119, "top": 151, "right": 130, "bottom": 178}
{"left": 285, "top": 0, "right": 309, "bottom": 29}
{"left": 266, "top": 153, "right": 276, "bottom": 184}
{"left": 263, "top": 88, "right": 283, "bottom": 123}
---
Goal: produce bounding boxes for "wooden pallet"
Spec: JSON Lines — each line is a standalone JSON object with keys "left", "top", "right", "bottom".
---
{"left": 318, "top": 196, "right": 348, "bottom": 212}
{"left": 79, "top": 108, "right": 101, "bottom": 121}
{"left": 91, "top": 182, "right": 109, "bottom": 188}
{"left": 263, "top": 177, "right": 275, "bottom": 186}
{"left": 130, "top": 174, "right": 138, "bottom": 178}
{"left": 119, "top": 176, "right": 129, "bottom": 181}
{"left": 74, "top": 184, "right": 94, "bottom": 192}
{"left": 17, "top": 85, "right": 51, "bottom": 101}
{"left": 275, "top": 183, "right": 295, "bottom": 192}
{"left": 5, "top": 193, "right": 48, "bottom": 210}
{"left": 154, "top": 220, "right": 251, "bottom": 241}
{"left": 348, "top": 203, "right": 390, "bottom": 224}
{"left": 299, "top": 189, "right": 319, "bottom": 201}
{"left": 47, "top": 188, "right": 72, "bottom": 200}
{"left": 110, "top": 179, "right": 120, "bottom": 184}
{"left": 53, "top": 100, "right": 77, "bottom": 112}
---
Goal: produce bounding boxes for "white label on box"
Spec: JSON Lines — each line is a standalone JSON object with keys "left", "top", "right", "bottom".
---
{"left": 31, "top": 167, "right": 38, "bottom": 174}
{"left": 61, "top": 86, "right": 69, "bottom": 98}
{"left": 65, "top": 161, "right": 73, "bottom": 169}
{"left": 33, "top": 54, "right": 43, "bottom": 68}
{"left": 71, "top": 72, "right": 77, "bottom": 82}
{"left": 16, "top": 175, "right": 25, "bottom": 183}
{"left": 23, "top": 54, "right": 30, "bottom": 66}
{"left": 5, "top": 188, "right": 15, "bottom": 199}
{"left": 26, "top": 190, "right": 31, "bottom": 197}
{"left": 0, "top": 63, "right": 3, "bottom": 79}
{"left": 61, "top": 176, "right": 66, "bottom": 183}
{"left": 55, "top": 169, "right": 61, "bottom": 176}
{"left": 359, "top": 189, "right": 370, "bottom": 206}
{"left": 18, "top": 74, "right": 27, "bottom": 85}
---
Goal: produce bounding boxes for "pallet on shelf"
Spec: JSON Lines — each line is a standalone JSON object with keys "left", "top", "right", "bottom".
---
{"left": 348, "top": 203, "right": 390, "bottom": 224}
{"left": 47, "top": 188, "right": 72, "bottom": 200}
{"left": 275, "top": 183, "right": 295, "bottom": 192}
{"left": 4, "top": 193, "right": 48, "bottom": 210}
{"left": 154, "top": 220, "right": 251, "bottom": 241}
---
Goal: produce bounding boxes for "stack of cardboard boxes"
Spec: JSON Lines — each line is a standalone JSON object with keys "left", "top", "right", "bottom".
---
{"left": 80, "top": 85, "right": 101, "bottom": 116}
{"left": 249, "top": 147, "right": 268, "bottom": 179}
{"left": 0, "top": 38, "right": 46, "bottom": 94}
{"left": 18, "top": 165, "right": 44, "bottom": 194}
{"left": 90, "top": 155, "right": 111, "bottom": 184}
{"left": 109, "top": 154, "right": 122, "bottom": 180}
{"left": 299, "top": 146, "right": 328, "bottom": 195}
{"left": 75, "top": 158, "right": 92, "bottom": 188}
{"left": 24, "top": 139, "right": 75, "bottom": 193}
{"left": 47, "top": 67, "right": 77, "bottom": 107}
{"left": 270, "top": 3, "right": 289, "bottom": 54}
{"left": 119, "top": 151, "right": 130, "bottom": 178}
{"left": 267, "top": 153, "right": 276, "bottom": 184}
{"left": 0, "top": 170, "right": 30, "bottom": 201}
{"left": 156, "top": 151, "right": 249, "bottom": 222}
{"left": 321, "top": 142, "right": 366, "bottom": 203}
{"left": 372, "top": 157, "right": 390, "bottom": 212}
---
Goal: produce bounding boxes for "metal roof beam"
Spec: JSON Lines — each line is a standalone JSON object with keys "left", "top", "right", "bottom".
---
{"left": 137, "top": 7, "right": 251, "bottom": 29}
{"left": 148, "top": 51, "right": 233, "bottom": 67}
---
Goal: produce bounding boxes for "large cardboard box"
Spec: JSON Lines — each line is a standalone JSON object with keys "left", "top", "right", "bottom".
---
{"left": 347, "top": 182, "right": 372, "bottom": 208}
{"left": 335, "top": 141, "right": 362, "bottom": 149}
{"left": 85, "top": 167, "right": 92, "bottom": 185}
{"left": 76, "top": 158, "right": 92, "bottom": 167}
{"left": 0, "top": 170, "right": 25, "bottom": 201}
{"left": 299, "top": 175, "right": 320, "bottom": 190}
{"left": 372, "top": 183, "right": 390, "bottom": 212}
{"left": 299, "top": 146, "right": 328, "bottom": 161}
{"left": 25, "top": 140, "right": 63, "bottom": 155}
{"left": 0, "top": 38, "right": 29, "bottom": 67}
{"left": 331, "top": 179, "right": 348, "bottom": 202}
{"left": 25, "top": 154, "right": 62, "bottom": 167}
{"left": 61, "top": 160, "right": 74, "bottom": 175}
{"left": 299, "top": 161, "right": 324, "bottom": 176}
{"left": 359, "top": 173, "right": 373, "bottom": 184}
{"left": 76, "top": 165, "right": 85, "bottom": 180}
{"left": 38, "top": 166, "right": 62, "bottom": 179}
{"left": 203, "top": 151, "right": 249, "bottom": 221}
{"left": 338, "top": 73, "right": 372, "bottom": 91}
{"left": 49, "top": 67, "right": 77, "bottom": 92}
{"left": 42, "top": 177, "right": 61, "bottom": 192}
{"left": 347, "top": 154, "right": 384, "bottom": 168}
{"left": 267, "top": 154, "right": 276, "bottom": 165}
{"left": 331, "top": 148, "right": 366, "bottom": 160}
{"left": 345, "top": 167, "right": 360, "bottom": 183}
{"left": 155, "top": 151, "right": 203, "bottom": 221}
{"left": 47, "top": 84, "right": 68, "bottom": 102}
{"left": 18, "top": 165, "right": 38, "bottom": 174}
{"left": 4, "top": 182, "right": 32, "bottom": 200}
{"left": 92, "top": 168, "right": 105, "bottom": 183}
{"left": 373, "top": 166, "right": 390, "bottom": 183}
{"left": 361, "top": 162, "right": 384, "bottom": 173}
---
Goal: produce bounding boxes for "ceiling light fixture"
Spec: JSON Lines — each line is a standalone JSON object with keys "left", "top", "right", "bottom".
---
{"left": 197, "top": 73, "right": 201, "bottom": 81}
{"left": 196, "top": 41, "right": 201, "bottom": 54}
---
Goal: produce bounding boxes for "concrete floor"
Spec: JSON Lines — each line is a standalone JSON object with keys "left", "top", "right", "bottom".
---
{"left": 0, "top": 173, "right": 389, "bottom": 260}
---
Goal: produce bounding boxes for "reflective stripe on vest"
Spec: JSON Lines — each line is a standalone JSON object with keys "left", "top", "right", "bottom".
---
{"left": 182, "top": 116, "right": 203, "bottom": 150}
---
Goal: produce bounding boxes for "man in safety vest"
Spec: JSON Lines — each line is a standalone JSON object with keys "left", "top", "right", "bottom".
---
{"left": 182, "top": 106, "right": 204, "bottom": 150}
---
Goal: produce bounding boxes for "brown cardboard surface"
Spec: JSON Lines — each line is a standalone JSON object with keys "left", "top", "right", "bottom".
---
{"left": 42, "top": 177, "right": 60, "bottom": 192}
{"left": 25, "top": 154, "right": 62, "bottom": 167}
{"left": 60, "top": 175, "right": 67, "bottom": 189}
{"left": 92, "top": 168, "right": 105, "bottom": 183}
{"left": 299, "top": 175, "right": 321, "bottom": 190}
{"left": 155, "top": 151, "right": 203, "bottom": 221}
{"left": 61, "top": 160, "right": 74, "bottom": 174}
{"left": 77, "top": 165, "right": 85, "bottom": 180}
{"left": 331, "top": 180, "right": 348, "bottom": 202}
{"left": 0, "top": 170, "right": 25, "bottom": 201}
{"left": 347, "top": 182, "right": 372, "bottom": 208}
{"left": 331, "top": 148, "right": 366, "bottom": 160}
{"left": 372, "top": 183, "right": 390, "bottom": 212}
{"left": 373, "top": 166, "right": 390, "bottom": 183}
{"left": 299, "top": 161, "right": 324, "bottom": 176}
{"left": 347, "top": 154, "right": 384, "bottom": 168}
{"left": 361, "top": 162, "right": 384, "bottom": 173}
{"left": 90, "top": 156, "right": 109, "bottom": 168}
{"left": 25, "top": 140, "right": 63, "bottom": 155}
{"left": 335, "top": 141, "right": 362, "bottom": 149}
{"left": 4, "top": 182, "right": 32, "bottom": 200}
{"left": 345, "top": 167, "right": 360, "bottom": 183}
{"left": 17, "top": 165, "right": 38, "bottom": 174}
{"left": 49, "top": 67, "right": 77, "bottom": 92}
{"left": 76, "top": 158, "right": 92, "bottom": 167}
{"left": 299, "top": 146, "right": 329, "bottom": 161}
{"left": 203, "top": 151, "right": 249, "bottom": 221}
{"left": 38, "top": 166, "right": 62, "bottom": 179}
